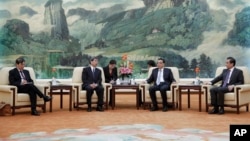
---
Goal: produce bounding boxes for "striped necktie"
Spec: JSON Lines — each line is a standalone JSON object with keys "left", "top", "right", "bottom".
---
{"left": 222, "top": 69, "right": 231, "bottom": 87}
{"left": 20, "top": 71, "right": 26, "bottom": 80}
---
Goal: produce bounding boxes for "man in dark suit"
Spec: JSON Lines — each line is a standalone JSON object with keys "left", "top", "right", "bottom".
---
{"left": 9, "top": 57, "right": 51, "bottom": 116}
{"left": 146, "top": 58, "right": 176, "bottom": 112}
{"left": 103, "top": 59, "right": 117, "bottom": 105}
{"left": 82, "top": 57, "right": 104, "bottom": 112}
{"left": 207, "top": 57, "right": 244, "bottom": 115}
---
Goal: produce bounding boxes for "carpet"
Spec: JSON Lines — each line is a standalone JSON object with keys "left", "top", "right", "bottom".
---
{"left": 2, "top": 124, "right": 229, "bottom": 141}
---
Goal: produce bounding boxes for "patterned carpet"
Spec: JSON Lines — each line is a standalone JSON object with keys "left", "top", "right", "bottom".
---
{"left": 1, "top": 95, "right": 249, "bottom": 141}
{"left": 3, "top": 124, "right": 229, "bottom": 141}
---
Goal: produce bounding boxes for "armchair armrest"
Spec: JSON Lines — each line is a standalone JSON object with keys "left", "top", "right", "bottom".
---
{"left": 235, "top": 84, "right": 250, "bottom": 92}
{"left": 0, "top": 85, "right": 17, "bottom": 93}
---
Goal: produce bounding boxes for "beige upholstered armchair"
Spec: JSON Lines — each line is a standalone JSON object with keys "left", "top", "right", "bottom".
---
{"left": 140, "top": 67, "right": 180, "bottom": 109}
{"left": 71, "top": 67, "right": 111, "bottom": 110}
{"left": 0, "top": 67, "right": 47, "bottom": 115}
{"left": 203, "top": 66, "right": 250, "bottom": 114}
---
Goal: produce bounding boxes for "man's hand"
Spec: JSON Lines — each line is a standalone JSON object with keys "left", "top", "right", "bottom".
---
{"left": 90, "top": 83, "right": 97, "bottom": 88}
{"left": 228, "top": 85, "right": 234, "bottom": 91}
{"left": 204, "top": 82, "right": 212, "bottom": 85}
{"left": 21, "top": 80, "right": 28, "bottom": 85}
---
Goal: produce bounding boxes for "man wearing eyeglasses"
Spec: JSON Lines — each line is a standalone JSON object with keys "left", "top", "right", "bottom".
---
{"left": 9, "top": 57, "right": 52, "bottom": 116}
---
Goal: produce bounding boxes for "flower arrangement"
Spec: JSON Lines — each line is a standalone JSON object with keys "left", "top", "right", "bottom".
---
{"left": 119, "top": 54, "right": 134, "bottom": 79}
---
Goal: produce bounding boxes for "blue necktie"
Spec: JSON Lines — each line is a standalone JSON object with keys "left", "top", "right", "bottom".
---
{"left": 156, "top": 69, "right": 161, "bottom": 85}
{"left": 222, "top": 70, "right": 231, "bottom": 87}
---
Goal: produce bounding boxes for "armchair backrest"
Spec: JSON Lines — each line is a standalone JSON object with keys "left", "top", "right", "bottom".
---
{"left": 0, "top": 67, "right": 36, "bottom": 85}
{"left": 148, "top": 67, "right": 180, "bottom": 83}
{"left": 72, "top": 66, "right": 105, "bottom": 83}
{"left": 215, "top": 66, "right": 250, "bottom": 84}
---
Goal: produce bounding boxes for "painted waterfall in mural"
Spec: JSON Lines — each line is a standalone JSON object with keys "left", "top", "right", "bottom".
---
{"left": 0, "top": 0, "right": 249, "bottom": 79}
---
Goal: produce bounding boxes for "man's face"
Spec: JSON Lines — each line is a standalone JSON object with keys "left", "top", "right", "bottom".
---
{"left": 109, "top": 64, "right": 116, "bottom": 69}
{"left": 16, "top": 62, "right": 25, "bottom": 70}
{"left": 225, "top": 59, "right": 233, "bottom": 69}
{"left": 91, "top": 59, "right": 98, "bottom": 67}
{"left": 157, "top": 60, "right": 164, "bottom": 69}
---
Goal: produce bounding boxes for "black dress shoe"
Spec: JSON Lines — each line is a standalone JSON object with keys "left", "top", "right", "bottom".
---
{"left": 150, "top": 106, "right": 159, "bottom": 111}
{"left": 87, "top": 107, "right": 92, "bottom": 112}
{"left": 218, "top": 108, "right": 224, "bottom": 115}
{"left": 208, "top": 108, "right": 219, "bottom": 114}
{"left": 162, "top": 106, "right": 168, "bottom": 112}
{"left": 96, "top": 106, "right": 104, "bottom": 112}
{"left": 44, "top": 96, "right": 52, "bottom": 102}
{"left": 31, "top": 110, "right": 40, "bottom": 116}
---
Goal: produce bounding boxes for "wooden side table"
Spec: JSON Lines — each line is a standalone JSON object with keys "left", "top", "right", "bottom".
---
{"left": 178, "top": 84, "right": 202, "bottom": 112}
{"left": 49, "top": 84, "right": 73, "bottom": 112}
{"left": 111, "top": 84, "right": 140, "bottom": 110}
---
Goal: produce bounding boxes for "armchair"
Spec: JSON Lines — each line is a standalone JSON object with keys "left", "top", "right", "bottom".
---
{"left": 0, "top": 67, "right": 47, "bottom": 115}
{"left": 71, "top": 67, "right": 111, "bottom": 110}
{"left": 203, "top": 66, "right": 250, "bottom": 114}
{"left": 140, "top": 67, "right": 180, "bottom": 109}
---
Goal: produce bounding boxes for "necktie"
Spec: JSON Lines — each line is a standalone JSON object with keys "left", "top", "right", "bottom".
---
{"left": 20, "top": 71, "right": 26, "bottom": 80}
{"left": 156, "top": 69, "right": 161, "bottom": 85}
{"left": 222, "top": 69, "right": 231, "bottom": 87}
{"left": 92, "top": 68, "right": 95, "bottom": 79}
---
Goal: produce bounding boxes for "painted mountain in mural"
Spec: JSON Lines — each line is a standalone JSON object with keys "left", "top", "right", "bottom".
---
{"left": 0, "top": 0, "right": 249, "bottom": 78}
{"left": 97, "top": 0, "right": 211, "bottom": 52}
{"left": 226, "top": 6, "right": 250, "bottom": 47}
{"left": 44, "top": 0, "right": 69, "bottom": 40}
{"left": 19, "top": 6, "right": 38, "bottom": 17}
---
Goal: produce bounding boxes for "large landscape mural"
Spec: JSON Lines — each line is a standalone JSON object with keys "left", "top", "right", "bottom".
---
{"left": 0, "top": 0, "right": 249, "bottom": 79}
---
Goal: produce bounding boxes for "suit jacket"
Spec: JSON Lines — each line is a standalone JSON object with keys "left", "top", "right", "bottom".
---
{"left": 211, "top": 67, "right": 244, "bottom": 87}
{"left": 9, "top": 68, "right": 33, "bottom": 86}
{"left": 147, "top": 67, "right": 176, "bottom": 86}
{"left": 103, "top": 65, "right": 118, "bottom": 83}
{"left": 82, "top": 66, "right": 102, "bottom": 89}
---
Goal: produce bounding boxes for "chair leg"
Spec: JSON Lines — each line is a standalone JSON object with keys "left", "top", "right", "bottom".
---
{"left": 246, "top": 105, "right": 249, "bottom": 112}
{"left": 206, "top": 104, "right": 209, "bottom": 112}
{"left": 12, "top": 107, "right": 15, "bottom": 116}
{"left": 237, "top": 107, "right": 240, "bottom": 114}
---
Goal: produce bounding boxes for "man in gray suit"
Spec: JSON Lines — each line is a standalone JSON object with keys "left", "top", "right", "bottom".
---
{"left": 208, "top": 57, "right": 244, "bottom": 115}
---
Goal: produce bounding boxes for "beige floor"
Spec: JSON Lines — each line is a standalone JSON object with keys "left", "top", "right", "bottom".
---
{"left": 1, "top": 94, "right": 250, "bottom": 138}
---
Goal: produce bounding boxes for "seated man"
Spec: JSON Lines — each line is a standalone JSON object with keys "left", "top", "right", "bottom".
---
{"left": 145, "top": 58, "right": 176, "bottom": 112}
{"left": 9, "top": 57, "right": 51, "bottom": 116}
{"left": 82, "top": 57, "right": 104, "bottom": 112}
{"left": 206, "top": 57, "right": 244, "bottom": 115}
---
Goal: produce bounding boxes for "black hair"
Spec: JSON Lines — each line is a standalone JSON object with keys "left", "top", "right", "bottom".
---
{"left": 109, "top": 60, "right": 116, "bottom": 65}
{"left": 15, "top": 57, "right": 25, "bottom": 64}
{"left": 147, "top": 60, "right": 156, "bottom": 67}
{"left": 89, "top": 57, "right": 98, "bottom": 64}
{"left": 227, "top": 57, "right": 236, "bottom": 66}
{"left": 157, "top": 57, "right": 165, "bottom": 63}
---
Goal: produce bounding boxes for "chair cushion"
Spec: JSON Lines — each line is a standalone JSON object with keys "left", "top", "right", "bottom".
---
{"left": 17, "top": 93, "right": 44, "bottom": 102}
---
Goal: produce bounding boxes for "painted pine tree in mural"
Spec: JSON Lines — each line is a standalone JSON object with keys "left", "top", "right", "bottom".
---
{"left": 0, "top": 0, "right": 249, "bottom": 78}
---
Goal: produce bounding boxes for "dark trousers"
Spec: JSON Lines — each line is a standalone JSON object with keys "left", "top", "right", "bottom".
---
{"left": 17, "top": 84, "right": 44, "bottom": 111}
{"left": 149, "top": 83, "right": 169, "bottom": 107}
{"left": 210, "top": 86, "right": 230, "bottom": 107}
{"left": 84, "top": 85, "right": 104, "bottom": 107}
